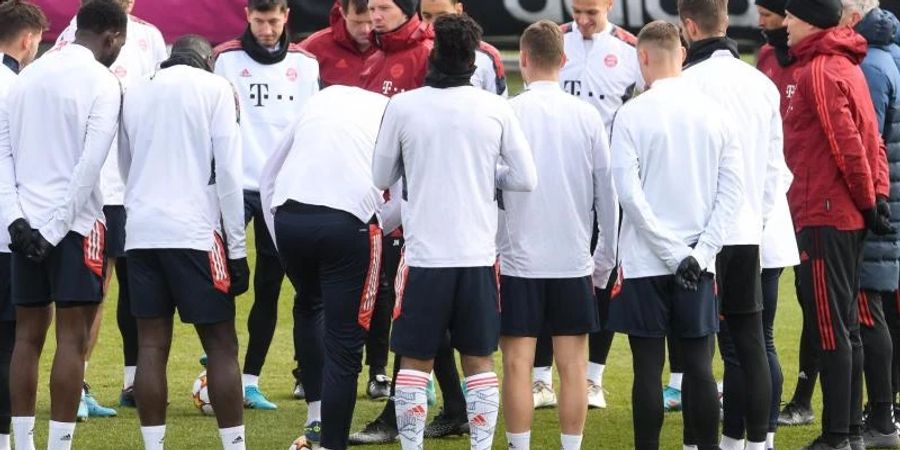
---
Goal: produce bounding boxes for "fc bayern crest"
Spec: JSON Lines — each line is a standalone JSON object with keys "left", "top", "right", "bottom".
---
{"left": 286, "top": 68, "right": 298, "bottom": 82}
{"left": 139, "top": 38, "right": 148, "bottom": 51}
{"left": 604, "top": 54, "right": 618, "bottom": 68}
{"left": 390, "top": 64, "right": 405, "bottom": 79}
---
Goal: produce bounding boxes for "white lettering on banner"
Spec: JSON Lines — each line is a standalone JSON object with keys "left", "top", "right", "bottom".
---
{"left": 501, "top": 0, "right": 759, "bottom": 29}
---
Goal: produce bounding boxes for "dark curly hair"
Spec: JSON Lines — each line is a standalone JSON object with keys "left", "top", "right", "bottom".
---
{"left": 76, "top": 0, "right": 127, "bottom": 35}
{"left": 0, "top": 0, "right": 48, "bottom": 44}
{"left": 431, "top": 13, "right": 482, "bottom": 73}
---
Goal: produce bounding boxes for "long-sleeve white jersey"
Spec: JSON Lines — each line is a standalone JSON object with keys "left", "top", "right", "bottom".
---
{"left": 214, "top": 42, "right": 320, "bottom": 192}
{"left": 118, "top": 65, "right": 245, "bottom": 259}
{"left": 612, "top": 76, "right": 743, "bottom": 279}
{"left": 0, "top": 44, "right": 121, "bottom": 246}
{"left": 682, "top": 50, "right": 785, "bottom": 246}
{"left": 473, "top": 41, "right": 508, "bottom": 97}
{"left": 0, "top": 57, "right": 17, "bottom": 253}
{"left": 560, "top": 21, "right": 643, "bottom": 135}
{"left": 372, "top": 86, "right": 538, "bottom": 268}
{"left": 761, "top": 164, "right": 800, "bottom": 269}
{"left": 57, "top": 15, "right": 168, "bottom": 206}
{"left": 499, "top": 81, "right": 618, "bottom": 280}
{"left": 259, "top": 85, "right": 390, "bottom": 236}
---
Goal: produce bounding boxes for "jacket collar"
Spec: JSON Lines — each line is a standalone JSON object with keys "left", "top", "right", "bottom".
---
{"left": 790, "top": 27, "right": 868, "bottom": 66}
{"left": 1, "top": 54, "right": 19, "bottom": 74}
{"left": 683, "top": 37, "right": 740, "bottom": 68}
{"left": 240, "top": 25, "right": 290, "bottom": 65}
{"left": 371, "top": 15, "right": 431, "bottom": 53}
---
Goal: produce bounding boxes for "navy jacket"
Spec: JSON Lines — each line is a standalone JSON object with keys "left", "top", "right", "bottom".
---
{"left": 859, "top": 8, "right": 900, "bottom": 292}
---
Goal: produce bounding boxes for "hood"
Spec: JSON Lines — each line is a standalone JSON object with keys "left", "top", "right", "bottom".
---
{"left": 329, "top": 1, "right": 360, "bottom": 54}
{"left": 855, "top": 7, "right": 897, "bottom": 47}
{"left": 791, "top": 26, "right": 868, "bottom": 65}
{"left": 890, "top": 10, "right": 900, "bottom": 46}
{"left": 370, "top": 14, "right": 433, "bottom": 53}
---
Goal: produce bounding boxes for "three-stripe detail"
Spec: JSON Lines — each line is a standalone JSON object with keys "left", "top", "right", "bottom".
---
{"left": 357, "top": 225, "right": 383, "bottom": 330}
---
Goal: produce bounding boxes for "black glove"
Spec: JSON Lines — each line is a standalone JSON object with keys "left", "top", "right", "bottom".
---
{"left": 864, "top": 206, "right": 895, "bottom": 236}
{"left": 675, "top": 256, "right": 702, "bottom": 291}
{"left": 26, "top": 231, "right": 53, "bottom": 263}
{"left": 228, "top": 257, "right": 250, "bottom": 296}
{"left": 7, "top": 218, "right": 32, "bottom": 254}
{"left": 877, "top": 196, "right": 892, "bottom": 220}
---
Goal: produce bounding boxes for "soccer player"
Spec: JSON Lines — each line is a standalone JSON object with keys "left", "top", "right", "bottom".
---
{"left": 0, "top": 1, "right": 126, "bottom": 448}
{"left": 55, "top": 0, "right": 168, "bottom": 417}
{"left": 606, "top": 20, "right": 742, "bottom": 450}
{"left": 300, "top": 0, "right": 375, "bottom": 87}
{"left": 373, "top": 14, "right": 537, "bottom": 450}
{"left": 499, "top": 20, "right": 618, "bottom": 450}
{"left": 677, "top": 1, "right": 785, "bottom": 449}
{"left": 118, "top": 35, "right": 249, "bottom": 450}
{"left": 531, "top": 0, "right": 643, "bottom": 410}
{"left": 361, "top": 0, "right": 432, "bottom": 95}
{"left": 259, "top": 84, "right": 396, "bottom": 450}
{"left": 420, "top": 0, "right": 507, "bottom": 96}
{"left": 213, "top": 0, "right": 320, "bottom": 411}
{"left": 783, "top": 0, "right": 893, "bottom": 447}
{"left": 0, "top": 3, "right": 46, "bottom": 449}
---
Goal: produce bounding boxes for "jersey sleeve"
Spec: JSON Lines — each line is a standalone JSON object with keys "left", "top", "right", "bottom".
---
{"left": 590, "top": 115, "right": 618, "bottom": 285}
{"left": 496, "top": 106, "right": 537, "bottom": 192}
{"left": 372, "top": 100, "right": 404, "bottom": 190}
{"left": 210, "top": 82, "right": 245, "bottom": 259}
{"left": 0, "top": 93, "right": 23, "bottom": 227}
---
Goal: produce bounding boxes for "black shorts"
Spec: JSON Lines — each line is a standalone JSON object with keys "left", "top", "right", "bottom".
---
{"left": 391, "top": 264, "right": 500, "bottom": 359}
{"left": 606, "top": 272, "right": 719, "bottom": 338}
{"left": 103, "top": 205, "right": 126, "bottom": 258}
{"left": 12, "top": 226, "right": 106, "bottom": 307}
{"left": 127, "top": 240, "right": 234, "bottom": 325}
{"left": 716, "top": 245, "right": 763, "bottom": 315}
{"left": 0, "top": 253, "right": 12, "bottom": 321}
{"left": 500, "top": 275, "right": 598, "bottom": 337}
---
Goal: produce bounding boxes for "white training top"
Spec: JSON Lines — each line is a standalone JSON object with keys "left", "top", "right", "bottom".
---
{"left": 214, "top": 45, "right": 320, "bottom": 192}
{"left": 761, "top": 170, "right": 800, "bottom": 269}
{"left": 373, "top": 85, "right": 538, "bottom": 268}
{"left": 683, "top": 50, "right": 786, "bottom": 246}
{"left": 259, "top": 85, "right": 390, "bottom": 232}
{"left": 499, "top": 81, "right": 618, "bottom": 280}
{"left": 0, "top": 44, "right": 121, "bottom": 245}
{"left": 119, "top": 65, "right": 246, "bottom": 259}
{"left": 0, "top": 56, "right": 18, "bottom": 253}
{"left": 57, "top": 15, "right": 168, "bottom": 206}
{"left": 560, "top": 21, "right": 643, "bottom": 135}
{"left": 473, "top": 43, "right": 507, "bottom": 97}
{"left": 612, "top": 76, "right": 743, "bottom": 279}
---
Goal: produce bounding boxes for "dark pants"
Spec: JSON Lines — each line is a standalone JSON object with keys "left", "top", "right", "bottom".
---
{"left": 275, "top": 203, "right": 380, "bottom": 450}
{"left": 885, "top": 290, "right": 900, "bottom": 404}
{"left": 860, "top": 289, "right": 895, "bottom": 433}
{"left": 795, "top": 227, "right": 865, "bottom": 440}
{"left": 364, "top": 236, "right": 401, "bottom": 378}
{"left": 243, "top": 191, "right": 287, "bottom": 377}
{"left": 720, "top": 268, "right": 785, "bottom": 438}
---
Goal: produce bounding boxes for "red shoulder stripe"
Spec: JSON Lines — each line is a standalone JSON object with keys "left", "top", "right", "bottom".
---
{"left": 288, "top": 42, "right": 318, "bottom": 60}
{"left": 611, "top": 26, "right": 637, "bottom": 47}
{"left": 478, "top": 41, "right": 506, "bottom": 78}
{"left": 213, "top": 39, "right": 243, "bottom": 58}
{"left": 560, "top": 22, "right": 574, "bottom": 34}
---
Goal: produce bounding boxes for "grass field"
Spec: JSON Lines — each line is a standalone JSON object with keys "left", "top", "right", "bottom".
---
{"left": 24, "top": 71, "right": 827, "bottom": 449}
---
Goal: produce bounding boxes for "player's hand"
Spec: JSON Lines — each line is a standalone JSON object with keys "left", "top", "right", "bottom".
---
{"left": 8, "top": 218, "right": 33, "bottom": 254}
{"left": 228, "top": 257, "right": 250, "bottom": 296}
{"left": 864, "top": 206, "right": 895, "bottom": 236}
{"left": 877, "top": 196, "right": 892, "bottom": 220}
{"left": 674, "top": 256, "right": 701, "bottom": 291}
{"left": 27, "top": 231, "right": 53, "bottom": 263}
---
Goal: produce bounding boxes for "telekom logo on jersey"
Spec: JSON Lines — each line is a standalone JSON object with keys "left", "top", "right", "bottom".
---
{"left": 502, "top": 0, "right": 759, "bottom": 28}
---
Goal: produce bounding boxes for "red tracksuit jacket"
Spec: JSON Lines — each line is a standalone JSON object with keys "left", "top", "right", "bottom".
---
{"left": 300, "top": 2, "right": 375, "bottom": 87}
{"left": 359, "top": 15, "right": 433, "bottom": 97}
{"left": 784, "top": 27, "right": 890, "bottom": 231}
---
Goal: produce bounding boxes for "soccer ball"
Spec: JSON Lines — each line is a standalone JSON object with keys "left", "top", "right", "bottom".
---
{"left": 191, "top": 370, "right": 214, "bottom": 416}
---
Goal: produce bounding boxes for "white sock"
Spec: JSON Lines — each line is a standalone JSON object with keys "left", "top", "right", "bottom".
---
{"left": 306, "top": 401, "right": 321, "bottom": 426}
{"left": 720, "top": 435, "right": 745, "bottom": 450}
{"left": 532, "top": 366, "right": 552, "bottom": 387}
{"left": 219, "top": 425, "right": 245, "bottom": 450}
{"left": 394, "top": 369, "right": 430, "bottom": 450}
{"left": 587, "top": 363, "right": 605, "bottom": 387}
{"left": 766, "top": 432, "right": 775, "bottom": 449}
{"left": 561, "top": 433, "right": 583, "bottom": 450}
{"left": 745, "top": 440, "right": 766, "bottom": 450}
{"left": 11, "top": 417, "right": 34, "bottom": 450}
{"left": 241, "top": 374, "right": 259, "bottom": 389}
{"left": 0, "top": 434, "right": 9, "bottom": 450}
{"left": 506, "top": 431, "right": 530, "bottom": 449}
{"left": 465, "top": 372, "right": 500, "bottom": 450}
{"left": 668, "top": 372, "right": 683, "bottom": 391}
{"left": 124, "top": 366, "right": 136, "bottom": 389}
{"left": 682, "top": 446, "right": 698, "bottom": 450}
{"left": 47, "top": 421, "right": 75, "bottom": 450}
{"left": 83, "top": 362, "right": 88, "bottom": 376}
{"left": 140, "top": 425, "right": 166, "bottom": 450}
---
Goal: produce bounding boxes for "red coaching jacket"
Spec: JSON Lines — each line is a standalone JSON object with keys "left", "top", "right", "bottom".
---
{"left": 300, "top": 2, "right": 375, "bottom": 87}
{"left": 784, "top": 27, "right": 890, "bottom": 232}
{"left": 757, "top": 44, "right": 801, "bottom": 118}
{"left": 359, "top": 15, "right": 434, "bottom": 97}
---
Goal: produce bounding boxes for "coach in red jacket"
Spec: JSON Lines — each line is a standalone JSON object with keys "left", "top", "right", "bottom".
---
{"left": 360, "top": 0, "right": 433, "bottom": 96}
{"left": 783, "top": 0, "right": 893, "bottom": 448}
{"left": 300, "top": 0, "right": 375, "bottom": 87}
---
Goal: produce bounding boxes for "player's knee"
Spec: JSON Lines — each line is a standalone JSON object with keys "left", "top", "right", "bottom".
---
{"left": 460, "top": 355, "right": 494, "bottom": 376}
